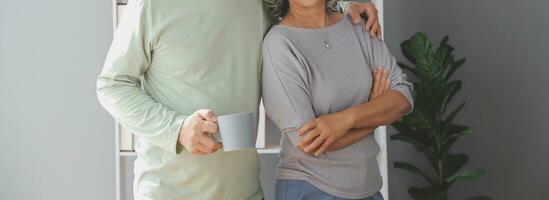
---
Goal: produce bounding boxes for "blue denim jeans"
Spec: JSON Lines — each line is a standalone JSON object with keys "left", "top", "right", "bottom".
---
{"left": 275, "top": 179, "right": 384, "bottom": 200}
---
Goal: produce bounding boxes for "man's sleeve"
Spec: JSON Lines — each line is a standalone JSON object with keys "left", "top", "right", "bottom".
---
{"left": 261, "top": 35, "right": 316, "bottom": 146}
{"left": 336, "top": 0, "right": 371, "bottom": 13}
{"left": 96, "top": 0, "right": 186, "bottom": 155}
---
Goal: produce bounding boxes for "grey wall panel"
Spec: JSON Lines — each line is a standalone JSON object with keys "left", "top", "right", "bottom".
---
{"left": 384, "top": 0, "right": 549, "bottom": 199}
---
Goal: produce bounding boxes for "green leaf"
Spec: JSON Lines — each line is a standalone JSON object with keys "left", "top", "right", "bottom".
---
{"left": 466, "top": 195, "right": 493, "bottom": 200}
{"left": 396, "top": 33, "right": 485, "bottom": 200}
{"left": 391, "top": 133, "right": 428, "bottom": 151}
{"left": 408, "top": 186, "right": 432, "bottom": 200}
{"left": 446, "top": 169, "right": 486, "bottom": 182}
{"left": 444, "top": 102, "right": 466, "bottom": 127}
{"left": 441, "top": 80, "right": 462, "bottom": 113}
{"left": 443, "top": 124, "right": 472, "bottom": 146}
{"left": 440, "top": 125, "right": 472, "bottom": 156}
{"left": 397, "top": 62, "right": 417, "bottom": 75}
{"left": 408, "top": 186, "right": 443, "bottom": 200}
{"left": 434, "top": 36, "right": 455, "bottom": 73}
{"left": 443, "top": 153, "right": 469, "bottom": 180}
{"left": 440, "top": 35, "right": 449, "bottom": 46}
{"left": 414, "top": 84, "right": 440, "bottom": 120}
{"left": 391, "top": 121, "right": 411, "bottom": 132}
{"left": 444, "top": 58, "right": 466, "bottom": 81}
{"left": 391, "top": 120, "right": 433, "bottom": 153}
{"left": 401, "top": 32, "right": 432, "bottom": 66}
{"left": 394, "top": 162, "right": 433, "bottom": 183}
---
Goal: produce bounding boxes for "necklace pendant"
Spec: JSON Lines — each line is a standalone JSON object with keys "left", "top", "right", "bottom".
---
{"left": 324, "top": 40, "right": 331, "bottom": 49}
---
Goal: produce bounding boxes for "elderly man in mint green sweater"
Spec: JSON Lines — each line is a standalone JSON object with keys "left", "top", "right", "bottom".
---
{"left": 97, "top": 0, "right": 381, "bottom": 199}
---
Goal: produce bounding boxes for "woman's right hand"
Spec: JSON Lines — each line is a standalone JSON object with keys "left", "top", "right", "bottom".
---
{"left": 370, "top": 67, "right": 391, "bottom": 100}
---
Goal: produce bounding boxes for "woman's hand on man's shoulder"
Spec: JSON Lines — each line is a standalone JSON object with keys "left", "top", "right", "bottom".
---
{"left": 346, "top": 2, "right": 383, "bottom": 40}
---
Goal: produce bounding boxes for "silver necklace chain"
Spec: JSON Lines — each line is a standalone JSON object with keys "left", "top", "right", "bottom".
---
{"left": 290, "top": 12, "right": 332, "bottom": 49}
{"left": 318, "top": 13, "right": 331, "bottom": 49}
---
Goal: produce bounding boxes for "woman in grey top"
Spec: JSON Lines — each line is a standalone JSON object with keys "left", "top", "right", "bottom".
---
{"left": 262, "top": 0, "right": 414, "bottom": 199}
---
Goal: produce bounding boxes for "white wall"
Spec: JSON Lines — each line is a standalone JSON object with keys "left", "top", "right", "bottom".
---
{"left": 0, "top": 0, "right": 115, "bottom": 199}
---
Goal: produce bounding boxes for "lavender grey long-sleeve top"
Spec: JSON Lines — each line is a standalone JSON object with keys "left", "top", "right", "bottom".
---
{"left": 262, "top": 15, "right": 414, "bottom": 199}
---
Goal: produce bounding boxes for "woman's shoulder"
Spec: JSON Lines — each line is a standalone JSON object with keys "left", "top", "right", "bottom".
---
{"left": 262, "top": 26, "right": 300, "bottom": 56}
{"left": 264, "top": 25, "right": 296, "bottom": 45}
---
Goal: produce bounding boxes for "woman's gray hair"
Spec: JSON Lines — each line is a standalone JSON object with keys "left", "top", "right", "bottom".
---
{"left": 265, "top": 0, "right": 339, "bottom": 21}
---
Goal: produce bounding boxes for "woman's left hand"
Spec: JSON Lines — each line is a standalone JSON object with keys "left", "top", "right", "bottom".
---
{"left": 297, "top": 112, "right": 354, "bottom": 156}
{"left": 346, "top": 2, "right": 382, "bottom": 40}
{"left": 370, "top": 68, "right": 391, "bottom": 100}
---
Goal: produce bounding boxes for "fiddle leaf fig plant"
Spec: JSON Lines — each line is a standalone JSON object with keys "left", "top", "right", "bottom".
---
{"left": 391, "top": 32, "right": 491, "bottom": 200}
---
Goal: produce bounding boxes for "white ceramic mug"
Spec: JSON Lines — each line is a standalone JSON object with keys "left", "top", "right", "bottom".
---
{"left": 216, "top": 112, "right": 256, "bottom": 152}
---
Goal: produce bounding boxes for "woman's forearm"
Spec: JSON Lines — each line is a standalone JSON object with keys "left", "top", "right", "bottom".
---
{"left": 344, "top": 90, "right": 412, "bottom": 129}
{"left": 327, "top": 127, "right": 375, "bottom": 151}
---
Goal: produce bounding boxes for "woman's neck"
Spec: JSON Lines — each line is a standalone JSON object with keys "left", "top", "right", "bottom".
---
{"left": 281, "top": 3, "right": 339, "bottom": 29}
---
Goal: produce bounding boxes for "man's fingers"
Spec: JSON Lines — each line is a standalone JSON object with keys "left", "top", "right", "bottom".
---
{"left": 191, "top": 150, "right": 206, "bottom": 156}
{"left": 298, "top": 120, "right": 317, "bottom": 136}
{"left": 188, "top": 144, "right": 207, "bottom": 155}
{"left": 201, "top": 120, "right": 218, "bottom": 134}
{"left": 198, "top": 135, "right": 222, "bottom": 150}
{"left": 194, "top": 143, "right": 215, "bottom": 155}
{"left": 299, "top": 130, "right": 320, "bottom": 145}
{"left": 196, "top": 109, "right": 217, "bottom": 122}
{"left": 303, "top": 137, "right": 324, "bottom": 153}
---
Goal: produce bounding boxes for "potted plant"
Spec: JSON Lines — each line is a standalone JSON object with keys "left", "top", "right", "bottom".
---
{"left": 391, "top": 32, "right": 491, "bottom": 200}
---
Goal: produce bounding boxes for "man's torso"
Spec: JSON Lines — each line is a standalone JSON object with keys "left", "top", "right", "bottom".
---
{"left": 130, "top": 0, "right": 268, "bottom": 199}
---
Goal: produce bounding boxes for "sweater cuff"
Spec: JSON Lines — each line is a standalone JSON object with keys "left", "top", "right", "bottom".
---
{"left": 337, "top": 1, "right": 352, "bottom": 13}
{"left": 170, "top": 115, "right": 187, "bottom": 155}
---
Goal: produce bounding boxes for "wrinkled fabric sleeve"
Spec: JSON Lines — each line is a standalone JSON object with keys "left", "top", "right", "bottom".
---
{"left": 359, "top": 22, "right": 415, "bottom": 113}
{"left": 261, "top": 35, "right": 316, "bottom": 146}
{"left": 96, "top": 0, "right": 186, "bottom": 155}
{"left": 337, "top": 0, "right": 372, "bottom": 13}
